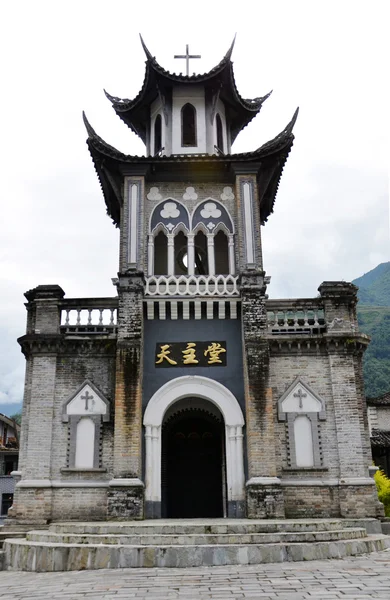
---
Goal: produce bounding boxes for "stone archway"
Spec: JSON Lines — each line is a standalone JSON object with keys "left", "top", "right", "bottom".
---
{"left": 143, "top": 376, "right": 245, "bottom": 518}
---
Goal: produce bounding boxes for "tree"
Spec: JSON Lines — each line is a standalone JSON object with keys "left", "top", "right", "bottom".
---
{"left": 10, "top": 411, "right": 21, "bottom": 425}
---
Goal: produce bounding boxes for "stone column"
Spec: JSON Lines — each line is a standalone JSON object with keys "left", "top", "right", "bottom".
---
{"left": 147, "top": 235, "right": 154, "bottom": 276}
{"left": 187, "top": 233, "right": 195, "bottom": 275}
{"left": 240, "top": 272, "right": 285, "bottom": 518}
{"left": 319, "top": 281, "right": 383, "bottom": 518}
{"left": 9, "top": 285, "right": 64, "bottom": 525}
{"left": 167, "top": 234, "right": 175, "bottom": 275}
{"left": 228, "top": 234, "right": 235, "bottom": 275}
{"left": 207, "top": 233, "right": 215, "bottom": 275}
{"left": 108, "top": 272, "right": 145, "bottom": 519}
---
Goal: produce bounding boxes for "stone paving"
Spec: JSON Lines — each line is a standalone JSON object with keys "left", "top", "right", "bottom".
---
{"left": 1, "top": 550, "right": 390, "bottom": 599}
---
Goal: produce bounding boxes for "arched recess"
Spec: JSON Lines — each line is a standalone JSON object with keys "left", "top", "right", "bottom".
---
{"left": 216, "top": 113, "right": 224, "bottom": 153}
{"left": 154, "top": 114, "right": 162, "bottom": 155}
{"left": 143, "top": 376, "right": 245, "bottom": 517}
{"left": 181, "top": 103, "right": 197, "bottom": 147}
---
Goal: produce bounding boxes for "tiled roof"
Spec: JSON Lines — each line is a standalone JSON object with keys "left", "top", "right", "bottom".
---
{"left": 371, "top": 429, "right": 390, "bottom": 448}
{"left": 367, "top": 391, "right": 390, "bottom": 406}
{"left": 83, "top": 109, "right": 297, "bottom": 227}
{"left": 104, "top": 36, "right": 271, "bottom": 144}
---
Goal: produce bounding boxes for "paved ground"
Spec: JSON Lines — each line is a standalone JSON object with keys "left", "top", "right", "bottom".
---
{"left": 1, "top": 551, "right": 390, "bottom": 599}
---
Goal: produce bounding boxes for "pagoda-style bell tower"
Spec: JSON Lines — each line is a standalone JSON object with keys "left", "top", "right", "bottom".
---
{"left": 82, "top": 36, "right": 298, "bottom": 519}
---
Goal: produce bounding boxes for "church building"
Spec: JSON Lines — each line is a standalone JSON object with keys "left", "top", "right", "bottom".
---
{"left": 10, "top": 38, "right": 382, "bottom": 524}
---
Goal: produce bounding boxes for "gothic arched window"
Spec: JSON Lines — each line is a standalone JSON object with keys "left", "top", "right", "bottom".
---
{"left": 174, "top": 230, "right": 188, "bottom": 275}
{"left": 154, "top": 231, "right": 168, "bottom": 275}
{"left": 194, "top": 231, "right": 208, "bottom": 275}
{"left": 214, "top": 230, "right": 229, "bottom": 274}
{"left": 154, "top": 114, "right": 162, "bottom": 156}
{"left": 216, "top": 114, "right": 224, "bottom": 153}
{"left": 181, "top": 103, "right": 197, "bottom": 147}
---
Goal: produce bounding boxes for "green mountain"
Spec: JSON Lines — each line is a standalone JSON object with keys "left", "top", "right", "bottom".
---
{"left": 353, "top": 262, "right": 390, "bottom": 397}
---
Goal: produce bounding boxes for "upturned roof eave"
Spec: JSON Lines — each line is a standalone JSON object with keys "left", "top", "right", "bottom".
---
{"left": 83, "top": 107, "right": 297, "bottom": 226}
{"left": 105, "top": 40, "right": 268, "bottom": 143}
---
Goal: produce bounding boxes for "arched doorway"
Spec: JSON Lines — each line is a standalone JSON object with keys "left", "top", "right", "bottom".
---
{"left": 143, "top": 376, "right": 245, "bottom": 519}
{"left": 162, "top": 401, "right": 225, "bottom": 518}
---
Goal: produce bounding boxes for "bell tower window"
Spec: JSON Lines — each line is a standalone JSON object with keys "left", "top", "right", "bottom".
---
{"left": 181, "top": 103, "right": 197, "bottom": 147}
{"left": 193, "top": 231, "right": 208, "bottom": 275}
{"left": 216, "top": 114, "right": 224, "bottom": 153}
{"left": 214, "top": 230, "right": 229, "bottom": 274}
{"left": 154, "top": 114, "right": 162, "bottom": 155}
{"left": 174, "top": 231, "right": 188, "bottom": 275}
{"left": 154, "top": 231, "right": 168, "bottom": 275}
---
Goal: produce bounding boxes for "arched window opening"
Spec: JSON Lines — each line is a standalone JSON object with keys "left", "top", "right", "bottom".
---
{"left": 216, "top": 114, "right": 224, "bottom": 153}
{"left": 174, "top": 230, "right": 188, "bottom": 275}
{"left": 154, "top": 114, "right": 162, "bottom": 156}
{"left": 214, "top": 230, "right": 229, "bottom": 274}
{"left": 194, "top": 231, "right": 208, "bottom": 275}
{"left": 154, "top": 231, "right": 168, "bottom": 275}
{"left": 181, "top": 103, "right": 197, "bottom": 147}
{"left": 294, "top": 416, "right": 314, "bottom": 467}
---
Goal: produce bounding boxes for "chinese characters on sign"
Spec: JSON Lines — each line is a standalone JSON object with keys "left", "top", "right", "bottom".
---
{"left": 155, "top": 342, "right": 227, "bottom": 367}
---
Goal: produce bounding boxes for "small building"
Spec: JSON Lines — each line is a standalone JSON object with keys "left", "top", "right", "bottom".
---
{"left": 9, "top": 38, "right": 383, "bottom": 525}
{"left": 0, "top": 414, "right": 20, "bottom": 516}
{"left": 367, "top": 392, "right": 390, "bottom": 476}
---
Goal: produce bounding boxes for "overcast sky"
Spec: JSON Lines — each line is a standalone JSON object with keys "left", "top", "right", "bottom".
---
{"left": 0, "top": 0, "right": 388, "bottom": 409}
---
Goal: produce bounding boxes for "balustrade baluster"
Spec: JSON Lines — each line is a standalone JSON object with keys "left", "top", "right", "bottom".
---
{"left": 76, "top": 310, "right": 81, "bottom": 326}
{"left": 88, "top": 309, "right": 92, "bottom": 325}
{"left": 99, "top": 309, "right": 103, "bottom": 325}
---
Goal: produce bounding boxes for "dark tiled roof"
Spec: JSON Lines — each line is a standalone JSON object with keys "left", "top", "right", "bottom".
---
{"left": 83, "top": 109, "right": 297, "bottom": 227}
{"left": 371, "top": 429, "right": 390, "bottom": 448}
{"left": 367, "top": 391, "right": 390, "bottom": 406}
{"left": 104, "top": 36, "right": 270, "bottom": 144}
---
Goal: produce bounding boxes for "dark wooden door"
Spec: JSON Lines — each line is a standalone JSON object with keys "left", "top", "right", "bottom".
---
{"left": 162, "top": 412, "right": 224, "bottom": 518}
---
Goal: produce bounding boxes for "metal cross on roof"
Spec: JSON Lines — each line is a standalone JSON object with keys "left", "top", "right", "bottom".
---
{"left": 174, "top": 44, "right": 201, "bottom": 76}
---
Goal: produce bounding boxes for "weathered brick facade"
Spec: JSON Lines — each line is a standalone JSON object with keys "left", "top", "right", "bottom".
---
{"left": 7, "top": 40, "right": 383, "bottom": 526}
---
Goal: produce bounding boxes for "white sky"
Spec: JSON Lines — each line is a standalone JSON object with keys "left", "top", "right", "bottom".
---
{"left": 0, "top": 0, "right": 388, "bottom": 407}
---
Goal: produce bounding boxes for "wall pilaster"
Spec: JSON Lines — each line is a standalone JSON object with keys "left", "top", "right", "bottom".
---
{"left": 9, "top": 285, "right": 65, "bottom": 524}
{"left": 320, "top": 281, "right": 383, "bottom": 517}
{"left": 109, "top": 271, "right": 145, "bottom": 518}
{"left": 240, "top": 271, "right": 284, "bottom": 518}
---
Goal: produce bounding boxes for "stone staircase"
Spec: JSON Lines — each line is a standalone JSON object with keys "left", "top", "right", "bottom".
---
{"left": 2, "top": 519, "right": 390, "bottom": 572}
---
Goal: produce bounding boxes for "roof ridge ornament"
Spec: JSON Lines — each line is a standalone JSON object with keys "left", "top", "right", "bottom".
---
{"left": 139, "top": 34, "right": 154, "bottom": 61}
{"left": 225, "top": 34, "right": 237, "bottom": 61}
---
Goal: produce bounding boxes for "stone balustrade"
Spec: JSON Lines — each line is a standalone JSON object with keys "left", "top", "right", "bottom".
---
{"left": 145, "top": 275, "right": 239, "bottom": 297}
{"left": 60, "top": 298, "right": 118, "bottom": 334}
{"left": 266, "top": 299, "right": 326, "bottom": 335}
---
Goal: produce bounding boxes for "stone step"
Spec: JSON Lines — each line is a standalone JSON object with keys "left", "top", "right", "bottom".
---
{"left": 4, "top": 535, "right": 390, "bottom": 571}
{"left": 0, "top": 533, "right": 26, "bottom": 549}
{"left": 26, "top": 527, "right": 368, "bottom": 546}
{"left": 47, "top": 518, "right": 379, "bottom": 536}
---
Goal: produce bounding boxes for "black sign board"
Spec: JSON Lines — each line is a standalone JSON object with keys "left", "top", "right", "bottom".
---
{"left": 155, "top": 341, "right": 227, "bottom": 368}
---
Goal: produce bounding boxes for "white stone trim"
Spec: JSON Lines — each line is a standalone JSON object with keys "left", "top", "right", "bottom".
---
{"left": 143, "top": 376, "right": 245, "bottom": 504}
{"left": 246, "top": 477, "right": 281, "bottom": 486}
{"left": 128, "top": 182, "right": 139, "bottom": 266}
{"left": 281, "top": 479, "right": 339, "bottom": 487}
{"left": 16, "top": 480, "right": 110, "bottom": 488}
{"left": 281, "top": 478, "right": 376, "bottom": 487}
{"left": 242, "top": 182, "right": 255, "bottom": 266}
{"left": 108, "top": 478, "right": 144, "bottom": 487}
